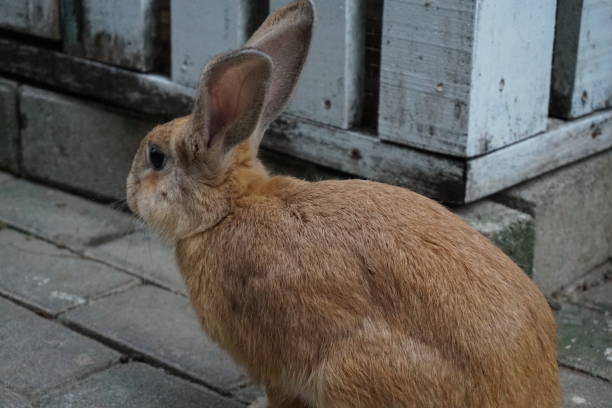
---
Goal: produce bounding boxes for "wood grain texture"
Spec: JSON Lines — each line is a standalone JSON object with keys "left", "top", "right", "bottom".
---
{"left": 378, "top": 0, "right": 556, "bottom": 158}
{"left": 0, "top": 38, "right": 194, "bottom": 118}
{"left": 61, "top": 0, "right": 165, "bottom": 72}
{"left": 171, "top": 0, "right": 265, "bottom": 88}
{"left": 270, "top": 0, "right": 366, "bottom": 129}
{"left": 265, "top": 115, "right": 466, "bottom": 203}
{"left": 3, "top": 38, "right": 611, "bottom": 205}
{"left": 0, "top": 0, "right": 61, "bottom": 40}
{"left": 551, "top": 0, "right": 612, "bottom": 118}
{"left": 467, "top": 110, "right": 612, "bottom": 202}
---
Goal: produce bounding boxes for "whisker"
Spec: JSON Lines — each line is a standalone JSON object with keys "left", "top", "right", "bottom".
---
{"left": 108, "top": 198, "right": 128, "bottom": 211}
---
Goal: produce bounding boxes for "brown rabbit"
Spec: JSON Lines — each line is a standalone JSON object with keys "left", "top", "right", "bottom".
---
{"left": 126, "top": 1, "right": 560, "bottom": 406}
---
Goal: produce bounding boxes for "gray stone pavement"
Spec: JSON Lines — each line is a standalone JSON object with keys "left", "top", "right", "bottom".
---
{"left": 0, "top": 173, "right": 610, "bottom": 407}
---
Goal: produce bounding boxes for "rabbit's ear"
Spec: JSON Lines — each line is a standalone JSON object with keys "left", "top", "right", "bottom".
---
{"left": 189, "top": 48, "right": 272, "bottom": 158}
{"left": 245, "top": 0, "right": 314, "bottom": 127}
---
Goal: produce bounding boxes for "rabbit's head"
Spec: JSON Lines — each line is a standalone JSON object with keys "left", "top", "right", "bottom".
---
{"left": 127, "top": 0, "right": 314, "bottom": 240}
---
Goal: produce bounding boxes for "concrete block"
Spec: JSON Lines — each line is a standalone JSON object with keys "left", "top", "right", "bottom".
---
{"left": 551, "top": 0, "right": 612, "bottom": 118}
{"left": 560, "top": 368, "right": 612, "bottom": 408}
{"left": 378, "top": 0, "right": 556, "bottom": 157}
{"left": 0, "top": 297, "right": 119, "bottom": 396}
{"left": 62, "top": 285, "right": 246, "bottom": 393}
{"left": 456, "top": 201, "right": 534, "bottom": 276}
{"left": 270, "top": 0, "right": 366, "bottom": 128}
{"left": 556, "top": 303, "right": 612, "bottom": 382}
{"left": 0, "top": 386, "right": 31, "bottom": 408}
{"left": 0, "top": 229, "right": 138, "bottom": 316}
{"left": 86, "top": 230, "right": 186, "bottom": 294}
{"left": 0, "top": 0, "right": 61, "bottom": 40}
{"left": 171, "top": 0, "right": 261, "bottom": 88}
{"left": 61, "top": 0, "right": 165, "bottom": 71}
{"left": 39, "top": 363, "right": 243, "bottom": 408}
{"left": 0, "top": 178, "right": 135, "bottom": 250}
{"left": 498, "top": 150, "right": 612, "bottom": 294}
{"left": 20, "top": 85, "right": 156, "bottom": 200}
{"left": 0, "top": 78, "right": 19, "bottom": 173}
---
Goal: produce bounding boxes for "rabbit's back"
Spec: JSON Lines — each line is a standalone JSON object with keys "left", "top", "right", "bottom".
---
{"left": 177, "top": 177, "right": 560, "bottom": 407}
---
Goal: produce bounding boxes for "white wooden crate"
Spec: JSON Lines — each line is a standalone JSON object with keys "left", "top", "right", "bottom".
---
{"left": 270, "top": 0, "right": 366, "bottom": 129}
{"left": 0, "top": 0, "right": 61, "bottom": 40}
{"left": 378, "top": 0, "right": 556, "bottom": 157}
{"left": 551, "top": 0, "right": 612, "bottom": 119}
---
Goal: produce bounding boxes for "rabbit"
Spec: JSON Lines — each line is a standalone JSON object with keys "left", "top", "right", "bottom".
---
{"left": 126, "top": 0, "right": 560, "bottom": 406}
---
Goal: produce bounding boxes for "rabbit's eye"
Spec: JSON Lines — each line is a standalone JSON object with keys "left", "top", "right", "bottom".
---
{"left": 148, "top": 146, "right": 166, "bottom": 171}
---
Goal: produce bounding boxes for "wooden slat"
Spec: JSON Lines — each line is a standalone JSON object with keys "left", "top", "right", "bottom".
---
{"left": 171, "top": 0, "right": 265, "bottom": 88}
{"left": 61, "top": 0, "right": 165, "bottom": 72}
{"left": 265, "top": 116, "right": 466, "bottom": 203}
{"left": 378, "top": 0, "right": 556, "bottom": 158}
{"left": 0, "top": 0, "right": 61, "bottom": 40}
{"left": 0, "top": 38, "right": 194, "bottom": 118}
{"left": 4, "top": 38, "right": 612, "bottom": 205}
{"left": 466, "top": 110, "right": 612, "bottom": 201}
{"left": 270, "top": 0, "right": 366, "bottom": 129}
{"left": 551, "top": 0, "right": 612, "bottom": 119}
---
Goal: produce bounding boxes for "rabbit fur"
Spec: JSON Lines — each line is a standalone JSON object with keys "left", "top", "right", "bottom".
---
{"left": 127, "top": 1, "right": 560, "bottom": 406}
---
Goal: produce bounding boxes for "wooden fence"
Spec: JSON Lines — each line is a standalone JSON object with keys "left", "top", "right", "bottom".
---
{"left": 0, "top": 0, "right": 610, "bottom": 204}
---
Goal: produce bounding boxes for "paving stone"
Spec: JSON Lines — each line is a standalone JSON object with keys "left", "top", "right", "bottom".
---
{"left": 456, "top": 201, "right": 534, "bottom": 276}
{"left": 0, "top": 78, "right": 19, "bottom": 173}
{"left": 0, "top": 178, "right": 135, "bottom": 249}
{"left": 581, "top": 281, "right": 612, "bottom": 312}
{"left": 560, "top": 368, "right": 612, "bottom": 408}
{"left": 556, "top": 303, "right": 612, "bottom": 381}
{"left": 498, "top": 151, "right": 612, "bottom": 294}
{"left": 0, "top": 229, "right": 138, "bottom": 316}
{"left": 62, "top": 285, "right": 246, "bottom": 393}
{"left": 0, "top": 297, "right": 120, "bottom": 396}
{"left": 0, "top": 386, "right": 31, "bottom": 408}
{"left": 20, "top": 86, "right": 156, "bottom": 200}
{"left": 87, "top": 230, "right": 186, "bottom": 293}
{"left": 39, "top": 363, "right": 243, "bottom": 408}
{"left": 233, "top": 384, "right": 265, "bottom": 405}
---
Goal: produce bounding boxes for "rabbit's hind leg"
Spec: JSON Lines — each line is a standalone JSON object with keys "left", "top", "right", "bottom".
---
{"left": 319, "top": 335, "right": 471, "bottom": 407}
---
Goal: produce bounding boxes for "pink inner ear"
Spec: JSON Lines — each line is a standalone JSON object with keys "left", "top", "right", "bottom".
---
{"left": 207, "top": 66, "right": 253, "bottom": 147}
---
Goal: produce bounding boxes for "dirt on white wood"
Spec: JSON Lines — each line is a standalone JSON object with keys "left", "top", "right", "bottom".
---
{"left": 0, "top": 0, "right": 61, "bottom": 40}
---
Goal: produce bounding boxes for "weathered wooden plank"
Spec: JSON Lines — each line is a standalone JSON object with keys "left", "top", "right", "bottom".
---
{"left": 270, "top": 0, "right": 366, "bottom": 129}
{"left": 0, "top": 0, "right": 61, "bottom": 40}
{"left": 4, "top": 38, "right": 612, "bottom": 205}
{"left": 378, "top": 0, "right": 556, "bottom": 157}
{"left": 61, "top": 0, "right": 166, "bottom": 72}
{"left": 466, "top": 110, "right": 612, "bottom": 202}
{"left": 171, "top": 0, "right": 265, "bottom": 88}
{"left": 265, "top": 116, "right": 466, "bottom": 203}
{"left": 0, "top": 38, "right": 193, "bottom": 118}
{"left": 551, "top": 0, "right": 612, "bottom": 119}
